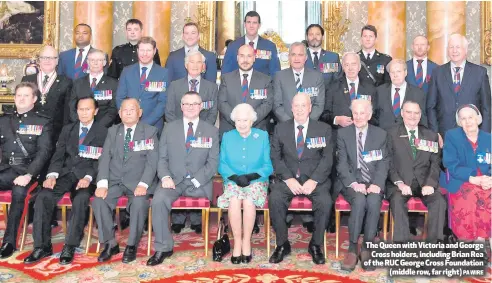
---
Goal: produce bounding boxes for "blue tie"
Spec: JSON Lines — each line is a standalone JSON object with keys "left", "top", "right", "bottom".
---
{"left": 79, "top": 127, "right": 88, "bottom": 145}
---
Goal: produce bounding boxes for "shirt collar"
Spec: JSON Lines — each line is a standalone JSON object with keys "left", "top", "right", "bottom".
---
{"left": 80, "top": 120, "right": 94, "bottom": 131}
{"left": 245, "top": 35, "right": 259, "bottom": 46}
{"left": 77, "top": 45, "right": 90, "bottom": 52}
{"left": 294, "top": 119, "right": 309, "bottom": 130}
{"left": 239, "top": 69, "right": 253, "bottom": 78}
{"left": 451, "top": 61, "right": 466, "bottom": 70}
{"left": 90, "top": 72, "right": 104, "bottom": 82}
{"left": 124, "top": 123, "right": 137, "bottom": 133}
{"left": 292, "top": 68, "right": 305, "bottom": 76}
{"left": 183, "top": 117, "right": 200, "bottom": 127}
{"left": 392, "top": 81, "right": 407, "bottom": 90}
{"left": 139, "top": 61, "right": 153, "bottom": 70}
{"left": 413, "top": 57, "right": 427, "bottom": 63}
{"left": 309, "top": 47, "right": 322, "bottom": 55}
{"left": 41, "top": 70, "right": 56, "bottom": 78}
{"left": 346, "top": 76, "right": 359, "bottom": 85}
{"left": 356, "top": 125, "right": 369, "bottom": 135}
{"left": 188, "top": 74, "right": 201, "bottom": 83}
{"left": 185, "top": 45, "right": 199, "bottom": 53}
{"left": 364, "top": 49, "right": 375, "bottom": 57}
{"left": 405, "top": 125, "right": 418, "bottom": 136}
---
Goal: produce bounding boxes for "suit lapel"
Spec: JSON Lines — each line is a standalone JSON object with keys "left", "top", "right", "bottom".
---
{"left": 231, "top": 70, "right": 242, "bottom": 105}
{"left": 286, "top": 68, "right": 297, "bottom": 91}
{"left": 459, "top": 61, "right": 471, "bottom": 94}
{"left": 341, "top": 78, "right": 351, "bottom": 105}
{"left": 347, "top": 125, "right": 358, "bottom": 165}
{"left": 177, "top": 119, "right": 187, "bottom": 154}
{"left": 96, "top": 75, "right": 107, "bottom": 89}
{"left": 116, "top": 124, "right": 125, "bottom": 159}
{"left": 286, "top": 120, "right": 298, "bottom": 159}
{"left": 70, "top": 122, "right": 81, "bottom": 152}
{"left": 398, "top": 124, "right": 414, "bottom": 160}
{"left": 125, "top": 122, "right": 145, "bottom": 163}
{"left": 83, "top": 122, "right": 97, "bottom": 145}
{"left": 306, "top": 50, "right": 314, "bottom": 69}
{"left": 135, "top": 64, "right": 145, "bottom": 95}
{"left": 68, "top": 49, "right": 76, "bottom": 76}
{"left": 406, "top": 60, "right": 416, "bottom": 85}
{"left": 443, "top": 62, "right": 455, "bottom": 94}
{"left": 384, "top": 84, "right": 394, "bottom": 113}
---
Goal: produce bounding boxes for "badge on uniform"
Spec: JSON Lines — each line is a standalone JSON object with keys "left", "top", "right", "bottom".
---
{"left": 319, "top": 63, "right": 338, "bottom": 74}
{"left": 250, "top": 89, "right": 267, "bottom": 100}
{"left": 18, "top": 124, "right": 43, "bottom": 135}
{"left": 190, "top": 137, "right": 212, "bottom": 148}
{"left": 93, "top": 90, "right": 113, "bottom": 101}
{"left": 426, "top": 75, "right": 431, "bottom": 83}
{"left": 78, "top": 145, "right": 103, "bottom": 159}
{"left": 82, "top": 61, "right": 89, "bottom": 74}
{"left": 145, "top": 81, "right": 166, "bottom": 92}
{"left": 299, "top": 87, "right": 319, "bottom": 97}
{"left": 376, "top": 65, "right": 385, "bottom": 74}
{"left": 130, "top": 138, "right": 155, "bottom": 152}
{"left": 255, "top": 49, "right": 272, "bottom": 60}
{"left": 414, "top": 138, "right": 438, "bottom": 153}
{"left": 476, "top": 152, "right": 491, "bottom": 164}
{"left": 306, "top": 137, "right": 326, "bottom": 149}
{"left": 202, "top": 100, "right": 214, "bottom": 110}
{"left": 362, "top": 149, "right": 383, "bottom": 163}
{"left": 356, "top": 94, "right": 371, "bottom": 101}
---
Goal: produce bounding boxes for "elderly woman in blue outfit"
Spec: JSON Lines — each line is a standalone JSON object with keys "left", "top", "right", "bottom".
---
{"left": 218, "top": 103, "right": 273, "bottom": 264}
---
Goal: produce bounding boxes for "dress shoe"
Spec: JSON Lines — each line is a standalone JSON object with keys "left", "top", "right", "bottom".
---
{"left": 252, "top": 222, "right": 260, "bottom": 234}
{"left": 286, "top": 219, "right": 293, "bottom": 228}
{"left": 97, "top": 244, "right": 120, "bottom": 262}
{"left": 59, "top": 245, "right": 76, "bottom": 265}
{"left": 51, "top": 219, "right": 59, "bottom": 228}
{"left": 122, "top": 245, "right": 137, "bottom": 263}
{"left": 231, "top": 254, "right": 242, "bottom": 264}
{"left": 171, "top": 224, "right": 185, "bottom": 234}
{"left": 146, "top": 251, "right": 173, "bottom": 266}
{"left": 241, "top": 254, "right": 253, "bottom": 264}
{"left": 269, "top": 242, "right": 291, "bottom": 263}
{"left": 0, "top": 243, "right": 15, "bottom": 259}
{"left": 308, "top": 244, "right": 325, "bottom": 264}
{"left": 360, "top": 250, "right": 375, "bottom": 271}
{"left": 190, "top": 224, "right": 202, "bottom": 234}
{"left": 409, "top": 226, "right": 418, "bottom": 236}
{"left": 24, "top": 245, "right": 53, "bottom": 264}
{"left": 303, "top": 222, "right": 314, "bottom": 233}
{"left": 341, "top": 252, "right": 358, "bottom": 272}
{"left": 327, "top": 221, "right": 336, "bottom": 234}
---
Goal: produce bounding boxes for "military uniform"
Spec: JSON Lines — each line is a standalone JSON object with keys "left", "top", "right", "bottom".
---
{"left": 107, "top": 42, "right": 161, "bottom": 79}
{"left": 358, "top": 50, "right": 392, "bottom": 87}
{"left": 0, "top": 110, "right": 53, "bottom": 250}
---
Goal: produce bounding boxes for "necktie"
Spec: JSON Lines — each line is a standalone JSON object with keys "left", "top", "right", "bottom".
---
{"left": 140, "top": 66, "right": 148, "bottom": 84}
{"left": 241, "top": 74, "right": 249, "bottom": 102}
{"left": 453, "top": 67, "right": 461, "bottom": 94}
{"left": 313, "top": 51, "right": 319, "bottom": 70}
{"left": 409, "top": 130, "right": 417, "bottom": 159}
{"left": 249, "top": 41, "right": 255, "bottom": 48}
{"left": 415, "top": 59, "right": 424, "bottom": 88}
{"left": 79, "top": 127, "right": 88, "bottom": 145}
{"left": 42, "top": 75, "right": 49, "bottom": 87}
{"left": 123, "top": 128, "right": 132, "bottom": 160}
{"left": 349, "top": 82, "right": 356, "bottom": 100}
{"left": 90, "top": 77, "right": 97, "bottom": 91}
{"left": 74, "top": 48, "right": 84, "bottom": 79}
{"left": 296, "top": 125, "right": 304, "bottom": 177}
{"left": 189, "top": 79, "right": 198, "bottom": 92}
{"left": 185, "top": 122, "right": 194, "bottom": 152}
{"left": 366, "top": 53, "right": 371, "bottom": 61}
{"left": 295, "top": 73, "right": 302, "bottom": 92}
{"left": 393, "top": 88, "right": 401, "bottom": 116}
{"left": 358, "top": 131, "right": 371, "bottom": 183}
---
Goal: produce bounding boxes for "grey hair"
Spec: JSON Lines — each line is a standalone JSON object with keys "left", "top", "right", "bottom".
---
{"left": 341, "top": 51, "right": 361, "bottom": 67}
{"left": 448, "top": 33, "right": 469, "bottom": 52}
{"left": 185, "top": 50, "right": 206, "bottom": 65}
{"left": 230, "top": 103, "right": 258, "bottom": 123}
{"left": 456, "top": 104, "right": 482, "bottom": 127}
{"left": 350, "top": 98, "right": 373, "bottom": 115}
{"left": 180, "top": 91, "right": 202, "bottom": 104}
{"left": 289, "top": 41, "right": 307, "bottom": 55}
{"left": 87, "top": 48, "right": 107, "bottom": 59}
{"left": 387, "top": 59, "right": 407, "bottom": 73}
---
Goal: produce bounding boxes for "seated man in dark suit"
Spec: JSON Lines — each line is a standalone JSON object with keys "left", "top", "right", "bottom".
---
{"left": 269, "top": 93, "right": 333, "bottom": 265}
{"left": 336, "top": 99, "right": 389, "bottom": 272}
{"left": 374, "top": 59, "right": 427, "bottom": 131}
{"left": 24, "top": 97, "right": 108, "bottom": 265}
{"left": 386, "top": 100, "right": 446, "bottom": 244}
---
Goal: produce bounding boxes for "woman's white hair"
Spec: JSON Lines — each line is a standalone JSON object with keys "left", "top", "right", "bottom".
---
{"left": 230, "top": 103, "right": 257, "bottom": 123}
{"left": 456, "top": 104, "right": 482, "bottom": 127}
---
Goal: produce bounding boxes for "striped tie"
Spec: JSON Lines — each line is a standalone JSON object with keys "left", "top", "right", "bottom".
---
{"left": 90, "top": 78, "right": 97, "bottom": 91}
{"left": 415, "top": 59, "right": 424, "bottom": 88}
{"left": 189, "top": 79, "right": 198, "bottom": 92}
{"left": 140, "top": 67, "right": 148, "bottom": 84}
{"left": 393, "top": 88, "right": 401, "bottom": 116}
{"left": 74, "top": 49, "right": 84, "bottom": 79}
{"left": 295, "top": 73, "right": 302, "bottom": 92}
{"left": 241, "top": 74, "right": 249, "bottom": 102}
{"left": 185, "top": 122, "right": 194, "bottom": 152}
{"left": 79, "top": 127, "right": 88, "bottom": 145}
{"left": 453, "top": 67, "right": 461, "bottom": 95}
{"left": 358, "top": 131, "right": 371, "bottom": 183}
{"left": 296, "top": 125, "right": 304, "bottom": 177}
{"left": 349, "top": 82, "right": 356, "bottom": 100}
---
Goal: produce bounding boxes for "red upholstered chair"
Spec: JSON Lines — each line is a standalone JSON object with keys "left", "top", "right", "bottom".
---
{"left": 390, "top": 197, "right": 429, "bottom": 239}
{"left": 0, "top": 191, "right": 12, "bottom": 227}
{"left": 335, "top": 195, "right": 389, "bottom": 258}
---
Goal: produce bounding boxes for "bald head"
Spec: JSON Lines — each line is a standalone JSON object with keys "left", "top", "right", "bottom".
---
{"left": 38, "top": 45, "right": 58, "bottom": 73}
{"left": 412, "top": 35, "right": 429, "bottom": 59}
{"left": 447, "top": 34, "right": 468, "bottom": 65}
{"left": 237, "top": 44, "right": 255, "bottom": 71}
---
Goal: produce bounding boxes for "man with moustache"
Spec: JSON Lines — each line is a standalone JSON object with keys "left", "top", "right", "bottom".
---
{"left": 406, "top": 35, "right": 438, "bottom": 96}
{"left": 357, "top": 25, "right": 392, "bottom": 87}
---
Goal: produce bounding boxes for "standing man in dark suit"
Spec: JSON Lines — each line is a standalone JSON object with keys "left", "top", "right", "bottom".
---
{"left": 147, "top": 93, "right": 219, "bottom": 265}
{"left": 406, "top": 35, "right": 438, "bottom": 96}
{"left": 92, "top": 98, "right": 158, "bottom": 263}
{"left": 269, "top": 93, "right": 333, "bottom": 265}
{"left": 336, "top": 99, "right": 389, "bottom": 272}
{"left": 24, "top": 97, "right": 108, "bottom": 265}
{"left": 386, "top": 100, "right": 446, "bottom": 244}
{"left": 427, "top": 33, "right": 491, "bottom": 146}
{"left": 165, "top": 22, "right": 217, "bottom": 83}
{"left": 374, "top": 59, "right": 428, "bottom": 130}
{"left": 0, "top": 83, "right": 53, "bottom": 259}
{"left": 218, "top": 44, "right": 273, "bottom": 137}
{"left": 165, "top": 50, "right": 218, "bottom": 126}
{"left": 107, "top": 19, "right": 161, "bottom": 80}
{"left": 357, "top": 25, "right": 392, "bottom": 87}
{"left": 222, "top": 11, "right": 280, "bottom": 77}
{"left": 116, "top": 36, "right": 169, "bottom": 132}
{"left": 69, "top": 49, "right": 118, "bottom": 128}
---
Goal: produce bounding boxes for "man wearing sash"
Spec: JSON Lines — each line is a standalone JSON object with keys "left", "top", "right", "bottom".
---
{"left": 0, "top": 82, "right": 53, "bottom": 259}
{"left": 357, "top": 25, "right": 392, "bottom": 87}
{"left": 24, "top": 97, "right": 108, "bottom": 265}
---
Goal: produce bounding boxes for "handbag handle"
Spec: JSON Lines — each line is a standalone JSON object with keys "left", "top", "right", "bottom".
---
{"left": 217, "top": 216, "right": 226, "bottom": 239}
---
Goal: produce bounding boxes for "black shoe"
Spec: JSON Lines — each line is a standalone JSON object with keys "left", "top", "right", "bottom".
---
{"left": 190, "top": 224, "right": 202, "bottom": 234}
{"left": 252, "top": 222, "right": 260, "bottom": 234}
{"left": 24, "top": 245, "right": 53, "bottom": 264}
{"left": 231, "top": 254, "right": 242, "bottom": 264}
{"left": 97, "top": 244, "right": 120, "bottom": 262}
{"left": 59, "top": 245, "right": 76, "bottom": 265}
{"left": 286, "top": 219, "right": 293, "bottom": 228}
{"left": 241, "top": 253, "right": 253, "bottom": 264}
{"left": 122, "top": 245, "right": 137, "bottom": 263}
{"left": 269, "top": 242, "right": 291, "bottom": 263}
{"left": 120, "top": 211, "right": 130, "bottom": 231}
{"left": 308, "top": 244, "right": 325, "bottom": 264}
{"left": 146, "top": 251, "right": 173, "bottom": 266}
{"left": 171, "top": 224, "right": 185, "bottom": 234}
{"left": 0, "top": 243, "right": 15, "bottom": 259}
{"left": 327, "top": 221, "right": 336, "bottom": 233}
{"left": 51, "top": 219, "right": 58, "bottom": 228}
{"left": 303, "top": 222, "right": 314, "bottom": 233}
{"left": 409, "top": 226, "right": 418, "bottom": 236}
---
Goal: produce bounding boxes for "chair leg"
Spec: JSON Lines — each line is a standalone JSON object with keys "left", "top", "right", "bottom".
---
{"left": 20, "top": 209, "right": 29, "bottom": 251}
{"left": 204, "top": 208, "right": 209, "bottom": 257}
{"left": 96, "top": 241, "right": 101, "bottom": 253}
{"left": 85, "top": 206, "right": 93, "bottom": 255}
{"left": 61, "top": 206, "right": 67, "bottom": 235}
{"left": 265, "top": 209, "right": 270, "bottom": 256}
{"left": 423, "top": 212, "right": 428, "bottom": 239}
{"left": 335, "top": 210, "right": 340, "bottom": 259}
{"left": 1, "top": 204, "right": 7, "bottom": 227}
{"left": 115, "top": 208, "right": 121, "bottom": 235}
{"left": 390, "top": 213, "right": 394, "bottom": 241}
{"left": 147, "top": 206, "right": 152, "bottom": 256}
{"left": 216, "top": 208, "right": 222, "bottom": 240}
{"left": 324, "top": 231, "right": 327, "bottom": 259}
{"left": 383, "top": 211, "right": 388, "bottom": 241}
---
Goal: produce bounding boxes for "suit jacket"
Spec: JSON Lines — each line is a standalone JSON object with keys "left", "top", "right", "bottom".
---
{"left": 222, "top": 36, "right": 281, "bottom": 77}
{"left": 427, "top": 61, "right": 491, "bottom": 136}
{"left": 440, "top": 128, "right": 491, "bottom": 193}
{"left": 218, "top": 69, "right": 273, "bottom": 135}
{"left": 165, "top": 77, "right": 218, "bottom": 125}
{"left": 57, "top": 47, "right": 109, "bottom": 80}
{"left": 273, "top": 67, "right": 325, "bottom": 122}
{"left": 165, "top": 47, "right": 217, "bottom": 83}
{"left": 97, "top": 122, "right": 159, "bottom": 192}
{"left": 271, "top": 119, "right": 333, "bottom": 186}
{"left": 386, "top": 124, "right": 441, "bottom": 198}
{"left": 374, "top": 83, "right": 428, "bottom": 130}
{"left": 158, "top": 119, "right": 219, "bottom": 200}
{"left": 405, "top": 58, "right": 438, "bottom": 95}
{"left": 335, "top": 124, "right": 389, "bottom": 196}
{"left": 116, "top": 63, "right": 169, "bottom": 130}
{"left": 21, "top": 73, "right": 72, "bottom": 141}
{"left": 306, "top": 49, "right": 342, "bottom": 87}
{"left": 69, "top": 74, "right": 118, "bottom": 127}
{"left": 358, "top": 50, "right": 392, "bottom": 87}
{"left": 47, "top": 121, "right": 108, "bottom": 181}
{"left": 107, "top": 42, "right": 161, "bottom": 79}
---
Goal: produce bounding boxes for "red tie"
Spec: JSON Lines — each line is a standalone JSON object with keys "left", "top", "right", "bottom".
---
{"left": 249, "top": 41, "right": 254, "bottom": 49}
{"left": 90, "top": 78, "right": 97, "bottom": 91}
{"left": 241, "top": 74, "right": 249, "bottom": 102}
{"left": 140, "top": 67, "right": 148, "bottom": 84}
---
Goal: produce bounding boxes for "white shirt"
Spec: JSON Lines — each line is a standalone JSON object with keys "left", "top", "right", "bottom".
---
{"left": 346, "top": 77, "right": 359, "bottom": 94}
{"left": 185, "top": 45, "right": 199, "bottom": 54}
{"left": 239, "top": 69, "right": 253, "bottom": 88}
{"left": 245, "top": 35, "right": 259, "bottom": 49}
{"left": 412, "top": 57, "right": 428, "bottom": 80}
{"left": 183, "top": 117, "right": 199, "bottom": 142}
{"left": 292, "top": 68, "right": 305, "bottom": 85}
{"left": 74, "top": 45, "right": 91, "bottom": 63}
{"left": 188, "top": 75, "right": 201, "bottom": 92}
{"left": 89, "top": 72, "right": 104, "bottom": 86}
{"left": 309, "top": 47, "right": 322, "bottom": 65}
{"left": 139, "top": 62, "right": 154, "bottom": 78}
{"left": 391, "top": 82, "right": 407, "bottom": 107}
{"left": 363, "top": 49, "right": 375, "bottom": 60}
{"left": 294, "top": 119, "right": 309, "bottom": 143}
{"left": 450, "top": 61, "right": 466, "bottom": 83}
{"left": 405, "top": 125, "right": 419, "bottom": 140}
{"left": 41, "top": 70, "right": 56, "bottom": 80}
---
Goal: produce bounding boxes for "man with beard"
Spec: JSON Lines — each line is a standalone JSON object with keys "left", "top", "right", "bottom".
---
{"left": 405, "top": 35, "right": 438, "bottom": 96}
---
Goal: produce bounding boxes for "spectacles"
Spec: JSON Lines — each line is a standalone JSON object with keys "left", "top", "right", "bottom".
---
{"left": 88, "top": 59, "right": 105, "bottom": 63}
{"left": 39, "top": 56, "right": 58, "bottom": 61}
{"left": 182, "top": 102, "right": 201, "bottom": 107}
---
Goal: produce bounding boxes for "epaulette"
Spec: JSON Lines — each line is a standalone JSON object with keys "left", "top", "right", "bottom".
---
{"left": 34, "top": 111, "right": 51, "bottom": 119}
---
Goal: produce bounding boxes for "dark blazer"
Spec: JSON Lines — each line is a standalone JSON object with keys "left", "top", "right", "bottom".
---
{"left": 386, "top": 124, "right": 441, "bottom": 198}
{"left": 374, "top": 83, "right": 428, "bottom": 130}
{"left": 222, "top": 36, "right": 281, "bottom": 77}
{"left": 306, "top": 49, "right": 342, "bottom": 87}
{"left": 358, "top": 49, "right": 392, "bottom": 87}
{"left": 69, "top": 74, "right": 118, "bottom": 128}
{"left": 47, "top": 121, "right": 108, "bottom": 181}
{"left": 440, "top": 128, "right": 491, "bottom": 193}
{"left": 107, "top": 42, "right": 161, "bottom": 79}
{"left": 427, "top": 61, "right": 491, "bottom": 136}
{"left": 165, "top": 46, "right": 217, "bottom": 83}
{"left": 335, "top": 124, "right": 389, "bottom": 196}
{"left": 405, "top": 58, "right": 438, "bottom": 95}
{"left": 271, "top": 119, "right": 333, "bottom": 186}
{"left": 57, "top": 47, "right": 109, "bottom": 80}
